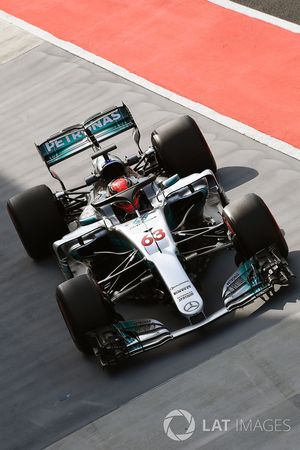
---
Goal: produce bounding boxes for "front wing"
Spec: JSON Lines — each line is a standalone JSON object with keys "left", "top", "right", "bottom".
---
{"left": 89, "top": 246, "right": 293, "bottom": 366}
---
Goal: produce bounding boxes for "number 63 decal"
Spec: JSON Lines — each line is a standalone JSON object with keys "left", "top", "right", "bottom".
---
{"left": 141, "top": 229, "right": 166, "bottom": 246}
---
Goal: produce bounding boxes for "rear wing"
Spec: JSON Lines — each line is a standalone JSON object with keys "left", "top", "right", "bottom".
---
{"left": 36, "top": 104, "right": 137, "bottom": 167}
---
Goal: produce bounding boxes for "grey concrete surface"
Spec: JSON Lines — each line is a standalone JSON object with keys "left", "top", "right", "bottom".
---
{"left": 232, "top": 0, "right": 300, "bottom": 24}
{"left": 0, "top": 19, "right": 41, "bottom": 64}
{"left": 46, "top": 313, "right": 300, "bottom": 450}
{"left": 0, "top": 24, "right": 300, "bottom": 450}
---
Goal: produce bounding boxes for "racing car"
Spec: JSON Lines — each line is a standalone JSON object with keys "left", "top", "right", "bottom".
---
{"left": 7, "top": 103, "right": 293, "bottom": 366}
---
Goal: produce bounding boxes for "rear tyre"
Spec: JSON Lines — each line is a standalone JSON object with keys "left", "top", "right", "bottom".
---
{"left": 151, "top": 115, "right": 217, "bottom": 177}
{"left": 223, "top": 193, "right": 288, "bottom": 259}
{"left": 56, "top": 274, "right": 115, "bottom": 354}
{"left": 7, "top": 184, "right": 67, "bottom": 259}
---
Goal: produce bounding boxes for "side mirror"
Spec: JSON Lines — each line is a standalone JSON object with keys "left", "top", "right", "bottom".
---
{"left": 126, "top": 155, "right": 140, "bottom": 166}
{"left": 85, "top": 174, "right": 99, "bottom": 186}
{"left": 133, "top": 128, "right": 142, "bottom": 153}
{"left": 49, "top": 168, "right": 66, "bottom": 190}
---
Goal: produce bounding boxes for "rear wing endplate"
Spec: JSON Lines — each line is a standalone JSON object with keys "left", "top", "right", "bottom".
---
{"left": 36, "top": 104, "right": 137, "bottom": 167}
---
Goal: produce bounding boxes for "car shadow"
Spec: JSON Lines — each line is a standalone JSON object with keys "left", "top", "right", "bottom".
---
{"left": 217, "top": 166, "right": 259, "bottom": 191}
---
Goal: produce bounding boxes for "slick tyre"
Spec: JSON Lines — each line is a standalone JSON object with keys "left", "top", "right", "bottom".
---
{"left": 7, "top": 184, "right": 67, "bottom": 259}
{"left": 151, "top": 115, "right": 217, "bottom": 177}
{"left": 223, "top": 193, "right": 288, "bottom": 259}
{"left": 56, "top": 275, "right": 115, "bottom": 354}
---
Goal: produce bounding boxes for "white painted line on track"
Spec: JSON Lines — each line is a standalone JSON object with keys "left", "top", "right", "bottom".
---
{"left": 208, "top": 0, "right": 300, "bottom": 33}
{"left": 0, "top": 9, "right": 299, "bottom": 160}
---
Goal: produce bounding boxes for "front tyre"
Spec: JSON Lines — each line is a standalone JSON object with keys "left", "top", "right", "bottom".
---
{"left": 56, "top": 275, "right": 115, "bottom": 354}
{"left": 7, "top": 184, "right": 67, "bottom": 259}
{"left": 223, "top": 193, "right": 288, "bottom": 259}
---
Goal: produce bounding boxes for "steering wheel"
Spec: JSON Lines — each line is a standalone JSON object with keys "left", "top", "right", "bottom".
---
{"left": 92, "top": 175, "right": 156, "bottom": 209}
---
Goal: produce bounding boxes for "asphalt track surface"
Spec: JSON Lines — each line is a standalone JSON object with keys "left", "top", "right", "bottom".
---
{"left": 1, "top": 16, "right": 300, "bottom": 450}
{"left": 234, "top": 0, "right": 300, "bottom": 24}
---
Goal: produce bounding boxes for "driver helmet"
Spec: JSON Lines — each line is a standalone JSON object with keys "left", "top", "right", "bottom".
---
{"left": 107, "top": 177, "right": 139, "bottom": 213}
{"left": 94, "top": 154, "right": 125, "bottom": 183}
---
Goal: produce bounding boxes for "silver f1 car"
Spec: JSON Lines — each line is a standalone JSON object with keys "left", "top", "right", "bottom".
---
{"left": 7, "top": 104, "right": 293, "bottom": 366}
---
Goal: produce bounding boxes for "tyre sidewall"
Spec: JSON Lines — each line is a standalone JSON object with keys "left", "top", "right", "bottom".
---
{"left": 7, "top": 185, "right": 67, "bottom": 259}
{"left": 223, "top": 193, "right": 288, "bottom": 259}
{"left": 56, "top": 275, "right": 115, "bottom": 354}
{"left": 151, "top": 115, "right": 217, "bottom": 177}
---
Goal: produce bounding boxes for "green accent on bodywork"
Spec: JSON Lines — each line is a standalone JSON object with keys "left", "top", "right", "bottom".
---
{"left": 109, "top": 232, "right": 135, "bottom": 252}
{"left": 79, "top": 216, "right": 98, "bottom": 226}
{"left": 113, "top": 321, "right": 143, "bottom": 351}
{"left": 238, "top": 260, "right": 252, "bottom": 281}
{"left": 85, "top": 105, "right": 135, "bottom": 144}
{"left": 68, "top": 247, "right": 82, "bottom": 261}
{"left": 37, "top": 105, "right": 135, "bottom": 167}
{"left": 200, "top": 185, "right": 209, "bottom": 196}
{"left": 162, "top": 174, "right": 180, "bottom": 188}
{"left": 238, "top": 260, "right": 266, "bottom": 294}
{"left": 37, "top": 128, "right": 89, "bottom": 167}
{"left": 58, "top": 256, "right": 73, "bottom": 279}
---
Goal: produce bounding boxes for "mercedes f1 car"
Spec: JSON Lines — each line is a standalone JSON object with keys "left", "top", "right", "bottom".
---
{"left": 7, "top": 104, "right": 293, "bottom": 366}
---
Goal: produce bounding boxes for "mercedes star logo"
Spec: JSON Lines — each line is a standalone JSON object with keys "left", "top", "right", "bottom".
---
{"left": 184, "top": 301, "right": 200, "bottom": 312}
